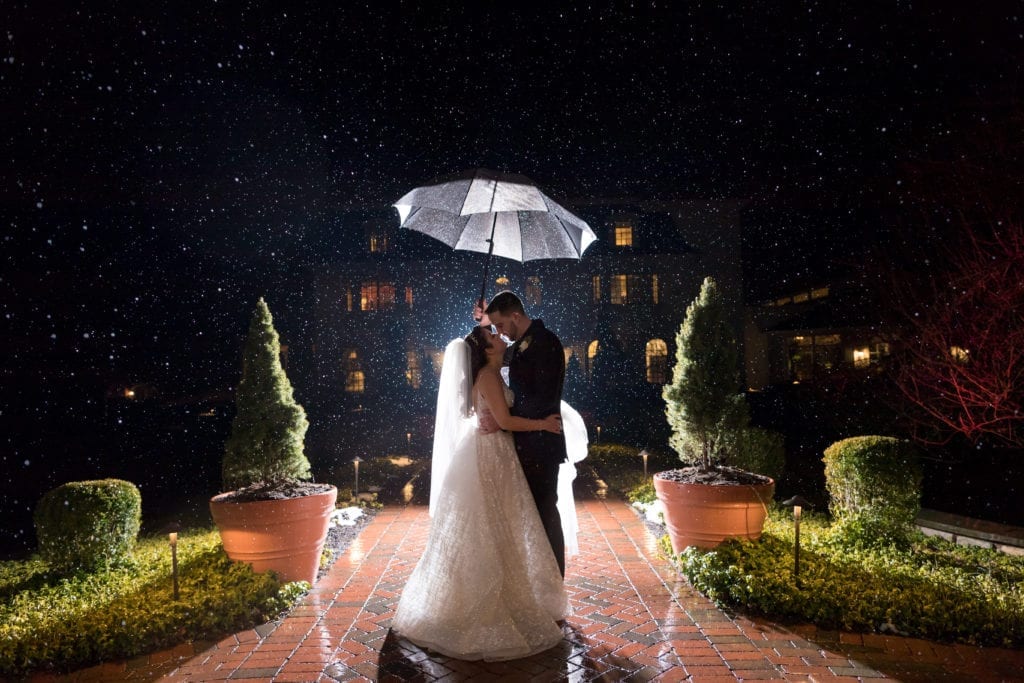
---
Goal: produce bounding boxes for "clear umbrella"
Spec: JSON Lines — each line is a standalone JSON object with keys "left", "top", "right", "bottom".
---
{"left": 394, "top": 168, "right": 598, "bottom": 307}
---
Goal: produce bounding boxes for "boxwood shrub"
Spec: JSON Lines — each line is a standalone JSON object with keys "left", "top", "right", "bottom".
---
{"left": 823, "top": 436, "right": 921, "bottom": 546}
{"left": 33, "top": 479, "right": 142, "bottom": 573}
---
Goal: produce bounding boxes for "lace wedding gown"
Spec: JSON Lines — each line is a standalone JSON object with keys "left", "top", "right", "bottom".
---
{"left": 391, "top": 385, "right": 569, "bottom": 661}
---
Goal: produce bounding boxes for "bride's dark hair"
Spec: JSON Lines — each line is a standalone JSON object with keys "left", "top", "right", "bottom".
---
{"left": 464, "top": 326, "right": 491, "bottom": 384}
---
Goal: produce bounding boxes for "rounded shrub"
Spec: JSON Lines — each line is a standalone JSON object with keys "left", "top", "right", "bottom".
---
{"left": 823, "top": 436, "right": 921, "bottom": 544}
{"left": 34, "top": 478, "right": 142, "bottom": 573}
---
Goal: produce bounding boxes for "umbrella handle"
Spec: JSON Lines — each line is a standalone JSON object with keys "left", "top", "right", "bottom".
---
{"left": 475, "top": 214, "right": 498, "bottom": 322}
{"left": 478, "top": 262, "right": 490, "bottom": 318}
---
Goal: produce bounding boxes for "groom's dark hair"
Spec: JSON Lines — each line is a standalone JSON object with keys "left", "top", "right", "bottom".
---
{"left": 485, "top": 290, "right": 525, "bottom": 316}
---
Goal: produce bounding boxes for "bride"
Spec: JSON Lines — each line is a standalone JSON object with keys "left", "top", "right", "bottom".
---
{"left": 391, "top": 325, "right": 570, "bottom": 661}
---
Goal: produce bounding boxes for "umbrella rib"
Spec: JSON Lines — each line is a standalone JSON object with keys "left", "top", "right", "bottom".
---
{"left": 405, "top": 205, "right": 424, "bottom": 224}
{"left": 553, "top": 214, "right": 581, "bottom": 257}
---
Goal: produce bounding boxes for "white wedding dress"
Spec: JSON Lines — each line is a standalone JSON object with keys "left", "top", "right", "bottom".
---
{"left": 391, "top": 383, "right": 569, "bottom": 661}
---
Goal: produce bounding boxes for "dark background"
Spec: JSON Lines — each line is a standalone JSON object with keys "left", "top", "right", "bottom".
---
{"left": 2, "top": 2, "right": 1022, "bottom": 555}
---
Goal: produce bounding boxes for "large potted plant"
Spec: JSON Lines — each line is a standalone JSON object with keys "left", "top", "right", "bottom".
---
{"left": 655, "top": 277, "right": 776, "bottom": 552}
{"left": 210, "top": 298, "right": 337, "bottom": 584}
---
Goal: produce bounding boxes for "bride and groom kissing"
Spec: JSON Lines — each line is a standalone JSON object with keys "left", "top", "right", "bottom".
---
{"left": 391, "top": 290, "right": 587, "bottom": 661}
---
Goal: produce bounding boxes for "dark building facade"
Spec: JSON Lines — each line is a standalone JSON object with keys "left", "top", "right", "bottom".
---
{"left": 296, "top": 198, "right": 745, "bottom": 454}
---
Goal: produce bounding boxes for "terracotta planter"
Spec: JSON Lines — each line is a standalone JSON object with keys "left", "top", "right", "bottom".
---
{"left": 210, "top": 486, "right": 337, "bottom": 584}
{"left": 654, "top": 474, "right": 774, "bottom": 553}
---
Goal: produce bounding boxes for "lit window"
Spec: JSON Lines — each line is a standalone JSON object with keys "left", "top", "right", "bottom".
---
{"left": 345, "top": 370, "right": 365, "bottom": 393}
{"left": 360, "top": 283, "right": 377, "bottom": 311}
{"left": 651, "top": 274, "right": 659, "bottom": 304}
{"left": 950, "top": 346, "right": 970, "bottom": 364}
{"left": 496, "top": 276, "right": 510, "bottom": 287}
{"left": 646, "top": 339, "right": 668, "bottom": 383}
{"left": 526, "top": 276, "right": 542, "bottom": 305}
{"left": 405, "top": 286, "right": 414, "bottom": 309}
{"left": 811, "top": 286, "right": 830, "bottom": 299}
{"left": 852, "top": 347, "right": 870, "bottom": 368}
{"left": 614, "top": 223, "right": 633, "bottom": 247}
{"left": 592, "top": 275, "right": 601, "bottom": 302}
{"left": 587, "top": 340, "right": 599, "bottom": 376}
{"left": 611, "top": 274, "right": 628, "bottom": 305}
{"left": 360, "top": 281, "right": 396, "bottom": 311}
{"left": 405, "top": 351, "right": 422, "bottom": 389}
{"left": 380, "top": 283, "right": 396, "bottom": 309}
{"left": 345, "top": 286, "right": 353, "bottom": 312}
{"left": 344, "top": 350, "right": 364, "bottom": 393}
{"left": 793, "top": 292, "right": 810, "bottom": 303}
{"left": 369, "top": 228, "right": 390, "bottom": 253}
{"left": 787, "top": 334, "right": 842, "bottom": 380}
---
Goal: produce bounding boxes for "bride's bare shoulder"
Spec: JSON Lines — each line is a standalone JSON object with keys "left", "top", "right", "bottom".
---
{"left": 475, "top": 369, "right": 504, "bottom": 396}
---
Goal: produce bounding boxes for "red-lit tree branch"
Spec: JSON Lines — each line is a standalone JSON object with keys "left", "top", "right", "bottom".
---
{"left": 878, "top": 109, "right": 1024, "bottom": 448}
{"left": 889, "top": 219, "right": 1024, "bottom": 447}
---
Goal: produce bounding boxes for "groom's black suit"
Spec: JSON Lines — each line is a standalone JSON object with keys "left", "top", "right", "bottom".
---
{"left": 508, "top": 318, "right": 567, "bottom": 577}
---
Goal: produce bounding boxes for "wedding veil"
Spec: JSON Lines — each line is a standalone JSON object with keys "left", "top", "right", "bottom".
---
{"left": 430, "top": 338, "right": 475, "bottom": 515}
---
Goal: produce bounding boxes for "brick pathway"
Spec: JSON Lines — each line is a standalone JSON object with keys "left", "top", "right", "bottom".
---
{"left": 27, "top": 495, "right": 1024, "bottom": 682}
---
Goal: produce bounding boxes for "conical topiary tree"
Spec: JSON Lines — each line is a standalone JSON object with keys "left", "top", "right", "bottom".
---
{"left": 662, "top": 276, "right": 749, "bottom": 469}
{"left": 222, "top": 298, "right": 311, "bottom": 491}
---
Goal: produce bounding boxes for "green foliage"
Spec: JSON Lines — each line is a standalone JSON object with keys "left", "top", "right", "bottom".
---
{"left": 662, "top": 277, "right": 749, "bottom": 468}
{"left": 823, "top": 436, "right": 922, "bottom": 545}
{"left": 223, "top": 298, "right": 311, "bottom": 491}
{"left": 672, "top": 509, "right": 1024, "bottom": 647}
{"left": 626, "top": 480, "right": 658, "bottom": 505}
{"left": 586, "top": 444, "right": 675, "bottom": 499}
{"left": 33, "top": 479, "right": 141, "bottom": 574}
{"left": 731, "top": 426, "right": 786, "bottom": 481}
{"left": 0, "top": 529, "right": 298, "bottom": 676}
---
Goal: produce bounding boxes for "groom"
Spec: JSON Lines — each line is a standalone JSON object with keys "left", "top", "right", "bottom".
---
{"left": 481, "top": 291, "right": 567, "bottom": 577}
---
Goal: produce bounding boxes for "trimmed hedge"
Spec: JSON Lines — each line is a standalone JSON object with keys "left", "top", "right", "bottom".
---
{"left": 33, "top": 479, "right": 142, "bottom": 574}
{"left": 823, "top": 436, "right": 922, "bottom": 545}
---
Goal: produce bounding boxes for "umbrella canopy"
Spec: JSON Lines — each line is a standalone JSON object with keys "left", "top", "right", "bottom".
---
{"left": 394, "top": 168, "right": 597, "bottom": 263}
{"left": 394, "top": 169, "right": 598, "bottom": 306}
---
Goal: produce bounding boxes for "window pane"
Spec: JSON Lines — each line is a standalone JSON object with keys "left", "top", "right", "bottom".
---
{"left": 345, "top": 370, "right": 365, "bottom": 393}
{"left": 646, "top": 339, "right": 668, "bottom": 383}
{"left": 379, "top": 282, "right": 396, "bottom": 310}
{"left": 360, "top": 281, "right": 396, "bottom": 311}
{"left": 611, "top": 274, "right": 628, "bottom": 305}
{"left": 405, "top": 351, "right": 422, "bottom": 389}
{"left": 614, "top": 223, "right": 633, "bottom": 247}
{"left": 369, "top": 228, "right": 390, "bottom": 253}
{"left": 360, "top": 283, "right": 377, "bottom": 311}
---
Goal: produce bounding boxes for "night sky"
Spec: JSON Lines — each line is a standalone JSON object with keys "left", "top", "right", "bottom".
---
{"left": 2, "top": 3, "right": 1022, "bottom": 548}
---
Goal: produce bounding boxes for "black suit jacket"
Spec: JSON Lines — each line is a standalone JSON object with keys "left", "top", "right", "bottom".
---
{"left": 508, "top": 319, "right": 568, "bottom": 464}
